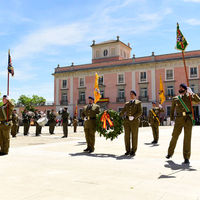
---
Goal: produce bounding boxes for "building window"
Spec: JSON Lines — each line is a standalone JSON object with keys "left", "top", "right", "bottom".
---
{"left": 167, "top": 86, "right": 174, "bottom": 97}
{"left": 124, "top": 51, "right": 126, "bottom": 58}
{"left": 118, "top": 88, "right": 125, "bottom": 99}
{"left": 79, "top": 91, "right": 85, "bottom": 101}
{"left": 191, "top": 84, "right": 198, "bottom": 93}
{"left": 111, "top": 48, "right": 115, "bottom": 56}
{"left": 166, "top": 69, "right": 174, "bottom": 80}
{"left": 100, "top": 89, "right": 104, "bottom": 98}
{"left": 62, "top": 80, "right": 67, "bottom": 88}
{"left": 190, "top": 67, "right": 198, "bottom": 78}
{"left": 79, "top": 108, "right": 83, "bottom": 118}
{"left": 61, "top": 92, "right": 68, "bottom": 105}
{"left": 166, "top": 106, "right": 171, "bottom": 116}
{"left": 118, "top": 107, "right": 123, "bottom": 112}
{"left": 143, "top": 107, "right": 147, "bottom": 117}
{"left": 140, "top": 88, "right": 148, "bottom": 97}
{"left": 79, "top": 77, "right": 85, "bottom": 87}
{"left": 140, "top": 72, "right": 147, "bottom": 82}
{"left": 98, "top": 76, "right": 104, "bottom": 85}
{"left": 120, "top": 49, "right": 123, "bottom": 57}
{"left": 118, "top": 74, "right": 124, "bottom": 84}
{"left": 103, "top": 49, "right": 108, "bottom": 57}
{"left": 96, "top": 50, "right": 100, "bottom": 58}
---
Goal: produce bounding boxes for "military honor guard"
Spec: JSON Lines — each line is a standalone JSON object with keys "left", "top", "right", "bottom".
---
{"left": 0, "top": 95, "right": 14, "bottom": 156}
{"left": 81, "top": 96, "right": 100, "bottom": 153}
{"left": 59, "top": 107, "right": 69, "bottom": 138}
{"left": 73, "top": 116, "right": 78, "bottom": 133}
{"left": 166, "top": 83, "right": 200, "bottom": 164}
{"left": 120, "top": 90, "right": 142, "bottom": 156}
{"left": 34, "top": 110, "right": 42, "bottom": 136}
{"left": 148, "top": 101, "right": 164, "bottom": 144}
{"left": 22, "top": 109, "right": 31, "bottom": 135}
{"left": 11, "top": 109, "right": 19, "bottom": 138}
{"left": 47, "top": 109, "right": 57, "bottom": 134}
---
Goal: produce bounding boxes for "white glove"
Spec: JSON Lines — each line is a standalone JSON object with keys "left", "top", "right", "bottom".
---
{"left": 187, "top": 87, "right": 194, "bottom": 95}
{"left": 159, "top": 104, "right": 162, "bottom": 108}
{"left": 171, "top": 121, "right": 175, "bottom": 126}
{"left": 129, "top": 116, "right": 134, "bottom": 121}
{"left": 84, "top": 117, "right": 87, "bottom": 121}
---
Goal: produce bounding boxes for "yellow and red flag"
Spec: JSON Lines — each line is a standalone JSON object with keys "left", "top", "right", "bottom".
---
{"left": 94, "top": 73, "right": 101, "bottom": 103}
{"left": 74, "top": 104, "right": 78, "bottom": 116}
{"left": 159, "top": 75, "right": 165, "bottom": 104}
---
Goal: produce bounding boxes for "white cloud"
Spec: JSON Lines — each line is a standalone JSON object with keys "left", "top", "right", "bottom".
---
{"left": 186, "top": 18, "right": 200, "bottom": 26}
{"left": 184, "top": 0, "right": 200, "bottom": 2}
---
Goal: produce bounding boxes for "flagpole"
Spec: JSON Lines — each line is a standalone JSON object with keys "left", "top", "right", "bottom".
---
{"left": 7, "top": 49, "right": 10, "bottom": 96}
{"left": 181, "top": 50, "right": 195, "bottom": 122}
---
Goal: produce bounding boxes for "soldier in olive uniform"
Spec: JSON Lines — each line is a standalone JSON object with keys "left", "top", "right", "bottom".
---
{"left": 47, "top": 109, "right": 57, "bottom": 134}
{"left": 120, "top": 90, "right": 142, "bottom": 156}
{"left": 0, "top": 95, "right": 14, "bottom": 155}
{"left": 11, "top": 109, "right": 19, "bottom": 138}
{"left": 166, "top": 83, "right": 200, "bottom": 164}
{"left": 59, "top": 107, "right": 69, "bottom": 138}
{"left": 22, "top": 109, "right": 31, "bottom": 135}
{"left": 148, "top": 101, "right": 164, "bottom": 144}
{"left": 81, "top": 96, "right": 100, "bottom": 153}
{"left": 73, "top": 116, "right": 78, "bottom": 133}
{"left": 34, "top": 110, "right": 42, "bottom": 136}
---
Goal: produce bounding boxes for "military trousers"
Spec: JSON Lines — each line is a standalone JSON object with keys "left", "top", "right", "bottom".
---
{"left": 168, "top": 117, "right": 192, "bottom": 159}
{"left": 49, "top": 123, "right": 56, "bottom": 134}
{"left": 24, "top": 122, "right": 30, "bottom": 135}
{"left": 151, "top": 123, "right": 159, "bottom": 142}
{"left": 0, "top": 124, "right": 11, "bottom": 154}
{"left": 63, "top": 122, "right": 68, "bottom": 137}
{"left": 36, "top": 123, "right": 42, "bottom": 136}
{"left": 11, "top": 124, "right": 18, "bottom": 137}
{"left": 74, "top": 125, "right": 77, "bottom": 133}
{"left": 84, "top": 127, "right": 95, "bottom": 151}
{"left": 124, "top": 119, "right": 139, "bottom": 153}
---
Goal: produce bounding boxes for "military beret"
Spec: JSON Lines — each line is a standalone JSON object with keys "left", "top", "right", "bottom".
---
{"left": 180, "top": 83, "right": 187, "bottom": 90}
{"left": 130, "top": 90, "right": 137, "bottom": 96}
{"left": 152, "top": 101, "right": 156, "bottom": 104}
{"left": 88, "top": 96, "right": 94, "bottom": 100}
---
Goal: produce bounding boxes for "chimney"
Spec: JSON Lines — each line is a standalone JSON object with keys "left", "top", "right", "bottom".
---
{"left": 152, "top": 52, "right": 155, "bottom": 61}
{"left": 117, "top": 36, "right": 120, "bottom": 41}
{"left": 71, "top": 62, "right": 74, "bottom": 66}
{"left": 132, "top": 54, "right": 135, "bottom": 62}
{"left": 92, "top": 40, "right": 95, "bottom": 46}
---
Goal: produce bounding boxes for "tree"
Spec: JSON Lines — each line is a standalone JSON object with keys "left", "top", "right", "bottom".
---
{"left": 17, "top": 95, "right": 46, "bottom": 111}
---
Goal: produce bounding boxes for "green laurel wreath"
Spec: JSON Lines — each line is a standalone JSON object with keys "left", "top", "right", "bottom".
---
{"left": 96, "top": 109, "right": 123, "bottom": 141}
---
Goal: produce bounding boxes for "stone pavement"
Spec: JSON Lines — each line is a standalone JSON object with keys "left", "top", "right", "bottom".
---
{"left": 0, "top": 126, "right": 200, "bottom": 200}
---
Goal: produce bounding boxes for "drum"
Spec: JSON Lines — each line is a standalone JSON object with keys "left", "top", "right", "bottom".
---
{"left": 37, "top": 117, "right": 48, "bottom": 127}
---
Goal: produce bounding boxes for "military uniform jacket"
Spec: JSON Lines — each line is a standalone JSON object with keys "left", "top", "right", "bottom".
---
{"left": 61, "top": 111, "right": 69, "bottom": 123}
{"left": 0, "top": 100, "right": 14, "bottom": 121}
{"left": 148, "top": 107, "right": 164, "bottom": 125}
{"left": 81, "top": 104, "right": 100, "bottom": 129}
{"left": 47, "top": 112, "right": 56, "bottom": 123}
{"left": 120, "top": 99, "right": 142, "bottom": 122}
{"left": 73, "top": 118, "right": 78, "bottom": 126}
{"left": 170, "top": 93, "right": 200, "bottom": 121}
{"left": 22, "top": 112, "right": 31, "bottom": 123}
{"left": 12, "top": 113, "right": 19, "bottom": 125}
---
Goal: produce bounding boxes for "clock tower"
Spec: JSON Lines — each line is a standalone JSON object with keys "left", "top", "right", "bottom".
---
{"left": 91, "top": 36, "right": 132, "bottom": 63}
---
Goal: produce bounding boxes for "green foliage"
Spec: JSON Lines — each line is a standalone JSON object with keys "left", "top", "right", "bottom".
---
{"left": 96, "top": 109, "right": 123, "bottom": 141}
{"left": 17, "top": 94, "right": 46, "bottom": 111}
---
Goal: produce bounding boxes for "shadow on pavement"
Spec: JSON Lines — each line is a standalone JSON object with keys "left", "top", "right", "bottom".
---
{"left": 144, "top": 143, "right": 160, "bottom": 147}
{"left": 158, "top": 160, "right": 197, "bottom": 179}
{"left": 69, "top": 152, "right": 117, "bottom": 159}
{"left": 75, "top": 142, "right": 87, "bottom": 146}
{"left": 116, "top": 155, "right": 134, "bottom": 160}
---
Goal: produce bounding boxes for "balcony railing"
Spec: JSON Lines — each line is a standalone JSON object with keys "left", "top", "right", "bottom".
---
{"left": 60, "top": 100, "right": 68, "bottom": 105}
{"left": 78, "top": 99, "right": 86, "bottom": 104}
{"left": 165, "top": 95, "right": 174, "bottom": 100}
{"left": 116, "top": 97, "right": 126, "bottom": 103}
{"left": 138, "top": 96, "right": 149, "bottom": 102}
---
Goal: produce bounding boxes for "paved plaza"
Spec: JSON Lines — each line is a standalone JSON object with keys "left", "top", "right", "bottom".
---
{"left": 0, "top": 125, "right": 200, "bottom": 200}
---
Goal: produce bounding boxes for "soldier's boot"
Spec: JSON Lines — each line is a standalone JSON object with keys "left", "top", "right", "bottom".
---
{"left": 183, "top": 159, "right": 190, "bottom": 164}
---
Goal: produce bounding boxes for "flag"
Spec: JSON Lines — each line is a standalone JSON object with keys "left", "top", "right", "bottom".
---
{"left": 94, "top": 73, "right": 101, "bottom": 103}
{"left": 176, "top": 23, "right": 188, "bottom": 51}
{"left": 8, "top": 49, "right": 14, "bottom": 76}
{"left": 74, "top": 104, "right": 78, "bottom": 116}
{"left": 159, "top": 75, "right": 165, "bottom": 104}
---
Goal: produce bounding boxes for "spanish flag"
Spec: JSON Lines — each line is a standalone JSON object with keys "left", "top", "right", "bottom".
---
{"left": 74, "top": 104, "right": 78, "bottom": 116}
{"left": 8, "top": 49, "right": 14, "bottom": 76}
{"left": 94, "top": 73, "right": 101, "bottom": 103}
{"left": 159, "top": 75, "right": 165, "bottom": 104}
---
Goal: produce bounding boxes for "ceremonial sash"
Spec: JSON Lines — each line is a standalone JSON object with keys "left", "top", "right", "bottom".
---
{"left": 150, "top": 109, "right": 160, "bottom": 125}
{"left": 177, "top": 96, "right": 195, "bottom": 125}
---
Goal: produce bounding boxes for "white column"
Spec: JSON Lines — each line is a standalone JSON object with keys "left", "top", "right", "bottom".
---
{"left": 68, "top": 77, "right": 74, "bottom": 117}
{"left": 56, "top": 78, "right": 59, "bottom": 105}
{"left": 132, "top": 71, "right": 136, "bottom": 90}
{"left": 151, "top": 68, "right": 156, "bottom": 101}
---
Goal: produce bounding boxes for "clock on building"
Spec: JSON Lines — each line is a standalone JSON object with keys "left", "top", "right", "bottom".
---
{"left": 103, "top": 49, "right": 108, "bottom": 56}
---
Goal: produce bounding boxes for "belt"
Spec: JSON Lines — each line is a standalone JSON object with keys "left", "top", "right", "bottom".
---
{"left": 86, "top": 117, "right": 96, "bottom": 120}
{"left": 176, "top": 112, "right": 192, "bottom": 117}
{"left": 0, "top": 120, "right": 12, "bottom": 125}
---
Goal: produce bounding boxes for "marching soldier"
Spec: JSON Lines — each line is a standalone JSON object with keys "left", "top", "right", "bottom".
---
{"left": 59, "top": 107, "right": 69, "bottom": 138}
{"left": 73, "top": 116, "right": 78, "bottom": 133}
{"left": 120, "top": 90, "right": 142, "bottom": 156}
{"left": 81, "top": 96, "right": 100, "bottom": 153}
{"left": 0, "top": 95, "right": 14, "bottom": 156}
{"left": 22, "top": 109, "right": 31, "bottom": 135}
{"left": 47, "top": 109, "right": 57, "bottom": 134}
{"left": 11, "top": 109, "right": 19, "bottom": 138}
{"left": 166, "top": 83, "right": 200, "bottom": 164}
{"left": 34, "top": 110, "right": 42, "bottom": 136}
{"left": 148, "top": 101, "right": 164, "bottom": 144}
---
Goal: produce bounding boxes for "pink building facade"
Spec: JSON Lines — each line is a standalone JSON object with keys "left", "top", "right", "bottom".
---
{"left": 53, "top": 37, "right": 200, "bottom": 122}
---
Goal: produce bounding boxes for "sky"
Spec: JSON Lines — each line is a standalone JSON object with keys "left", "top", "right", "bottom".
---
{"left": 1, "top": 0, "right": 200, "bottom": 102}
